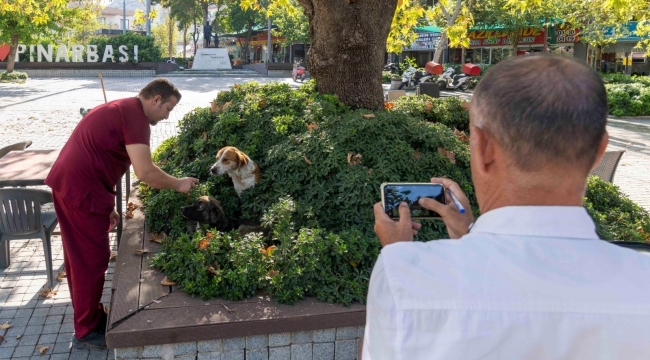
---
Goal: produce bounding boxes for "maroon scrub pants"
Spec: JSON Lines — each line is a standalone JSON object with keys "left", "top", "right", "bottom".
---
{"left": 52, "top": 191, "right": 110, "bottom": 339}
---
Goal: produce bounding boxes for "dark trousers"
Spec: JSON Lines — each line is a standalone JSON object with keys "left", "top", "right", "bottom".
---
{"left": 52, "top": 191, "right": 110, "bottom": 339}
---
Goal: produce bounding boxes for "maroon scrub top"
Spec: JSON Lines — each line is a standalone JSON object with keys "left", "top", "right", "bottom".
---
{"left": 46, "top": 97, "right": 150, "bottom": 215}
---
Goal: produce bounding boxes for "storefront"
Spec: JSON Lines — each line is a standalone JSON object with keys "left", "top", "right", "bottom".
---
{"left": 400, "top": 26, "right": 441, "bottom": 67}
{"left": 452, "top": 25, "right": 581, "bottom": 65}
{"left": 598, "top": 22, "right": 649, "bottom": 75}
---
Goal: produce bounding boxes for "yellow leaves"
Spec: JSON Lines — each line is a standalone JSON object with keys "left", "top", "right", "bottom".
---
{"left": 150, "top": 231, "right": 167, "bottom": 244}
{"left": 387, "top": 0, "right": 425, "bottom": 53}
{"left": 384, "top": 102, "right": 395, "bottom": 110}
{"left": 347, "top": 153, "right": 363, "bottom": 166}
{"left": 260, "top": 245, "right": 276, "bottom": 257}
{"left": 161, "top": 277, "right": 177, "bottom": 286}
{"left": 438, "top": 147, "right": 456, "bottom": 164}
{"left": 38, "top": 288, "right": 58, "bottom": 299}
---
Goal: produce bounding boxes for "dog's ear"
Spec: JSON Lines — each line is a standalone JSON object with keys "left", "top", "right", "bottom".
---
{"left": 236, "top": 150, "right": 249, "bottom": 169}
{"left": 208, "top": 197, "right": 228, "bottom": 230}
{"left": 216, "top": 147, "right": 227, "bottom": 160}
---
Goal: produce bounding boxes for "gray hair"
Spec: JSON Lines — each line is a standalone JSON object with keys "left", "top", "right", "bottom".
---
{"left": 471, "top": 55, "right": 607, "bottom": 172}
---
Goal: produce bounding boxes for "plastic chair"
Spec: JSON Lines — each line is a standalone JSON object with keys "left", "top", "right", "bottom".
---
{"left": 589, "top": 150, "right": 624, "bottom": 183}
{"left": 0, "top": 141, "right": 32, "bottom": 158}
{"left": 0, "top": 188, "right": 57, "bottom": 288}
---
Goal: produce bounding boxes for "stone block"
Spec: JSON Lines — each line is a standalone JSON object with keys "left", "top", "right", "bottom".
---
{"left": 291, "top": 331, "right": 313, "bottom": 344}
{"left": 246, "top": 348, "right": 269, "bottom": 360}
{"left": 269, "top": 332, "right": 291, "bottom": 347}
{"left": 313, "top": 329, "right": 335, "bottom": 343}
{"left": 313, "top": 342, "right": 335, "bottom": 360}
{"left": 142, "top": 344, "right": 162, "bottom": 358}
{"left": 357, "top": 326, "right": 365, "bottom": 339}
{"left": 335, "top": 340, "right": 356, "bottom": 360}
{"left": 291, "top": 343, "right": 313, "bottom": 360}
{"left": 173, "top": 342, "right": 197, "bottom": 356}
{"left": 197, "top": 353, "right": 221, "bottom": 360}
{"left": 223, "top": 337, "right": 245, "bottom": 350}
{"left": 246, "top": 335, "right": 268, "bottom": 349}
{"left": 335, "top": 327, "right": 357, "bottom": 340}
{"left": 269, "top": 346, "right": 290, "bottom": 360}
{"left": 221, "top": 349, "right": 245, "bottom": 360}
{"left": 114, "top": 347, "right": 141, "bottom": 359}
{"left": 197, "top": 339, "right": 222, "bottom": 353}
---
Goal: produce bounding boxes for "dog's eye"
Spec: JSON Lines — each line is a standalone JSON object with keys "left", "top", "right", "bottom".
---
{"left": 222, "top": 159, "right": 229, "bottom": 163}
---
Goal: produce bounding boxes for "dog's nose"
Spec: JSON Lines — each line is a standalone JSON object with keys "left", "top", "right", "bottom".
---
{"left": 210, "top": 167, "right": 217, "bottom": 175}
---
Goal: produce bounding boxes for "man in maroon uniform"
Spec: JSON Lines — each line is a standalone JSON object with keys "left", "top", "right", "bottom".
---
{"left": 45, "top": 79, "right": 199, "bottom": 349}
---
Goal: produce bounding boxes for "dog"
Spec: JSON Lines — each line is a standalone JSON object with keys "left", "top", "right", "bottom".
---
{"left": 181, "top": 196, "right": 267, "bottom": 237}
{"left": 209, "top": 146, "right": 261, "bottom": 197}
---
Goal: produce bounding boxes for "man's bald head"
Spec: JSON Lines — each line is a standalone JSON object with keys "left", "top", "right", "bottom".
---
{"left": 471, "top": 55, "right": 607, "bottom": 173}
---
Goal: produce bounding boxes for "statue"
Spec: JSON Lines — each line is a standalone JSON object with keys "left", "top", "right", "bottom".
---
{"left": 213, "top": 33, "right": 220, "bottom": 48}
{"left": 203, "top": 21, "right": 211, "bottom": 48}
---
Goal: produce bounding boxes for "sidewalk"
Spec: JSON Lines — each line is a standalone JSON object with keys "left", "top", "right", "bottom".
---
{"left": 1, "top": 77, "right": 649, "bottom": 360}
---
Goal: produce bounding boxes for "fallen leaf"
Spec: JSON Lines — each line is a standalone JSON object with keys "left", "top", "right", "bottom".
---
{"left": 150, "top": 231, "right": 167, "bottom": 243}
{"left": 124, "top": 202, "right": 139, "bottom": 219}
{"left": 412, "top": 150, "right": 422, "bottom": 160}
{"left": 368, "top": 168, "right": 373, "bottom": 174}
{"left": 152, "top": 299, "right": 161, "bottom": 304}
{"left": 268, "top": 270, "right": 280, "bottom": 278}
{"left": 38, "top": 288, "right": 58, "bottom": 299}
{"left": 56, "top": 270, "right": 66, "bottom": 282}
{"left": 104, "top": 305, "right": 109, "bottom": 314}
{"left": 213, "top": 261, "right": 221, "bottom": 270}
{"left": 438, "top": 147, "right": 456, "bottom": 164}
{"left": 202, "top": 132, "right": 208, "bottom": 141}
{"left": 303, "top": 156, "right": 313, "bottom": 165}
{"left": 454, "top": 129, "right": 469, "bottom": 143}
{"left": 258, "top": 98, "right": 266, "bottom": 107}
{"left": 139, "top": 279, "right": 145, "bottom": 283}
{"left": 205, "top": 231, "right": 215, "bottom": 239}
{"left": 233, "top": 83, "right": 240, "bottom": 88}
{"left": 361, "top": 113, "right": 375, "bottom": 119}
{"left": 222, "top": 101, "right": 232, "bottom": 111}
{"left": 384, "top": 101, "right": 395, "bottom": 110}
{"left": 198, "top": 239, "right": 210, "bottom": 250}
{"left": 426, "top": 101, "right": 433, "bottom": 111}
{"left": 0, "top": 322, "right": 9, "bottom": 330}
{"left": 38, "top": 346, "right": 49, "bottom": 355}
{"left": 109, "top": 252, "right": 117, "bottom": 261}
{"left": 260, "top": 245, "right": 276, "bottom": 258}
{"left": 347, "top": 152, "right": 363, "bottom": 166}
{"left": 221, "top": 303, "right": 234, "bottom": 313}
{"left": 161, "top": 277, "right": 177, "bottom": 286}
{"left": 210, "top": 101, "right": 221, "bottom": 113}
{"left": 307, "top": 123, "right": 319, "bottom": 132}
{"left": 0, "top": 335, "right": 4, "bottom": 343}
{"left": 134, "top": 248, "right": 149, "bottom": 255}
{"left": 461, "top": 101, "right": 471, "bottom": 110}
{"left": 16, "top": 334, "right": 22, "bottom": 340}
{"left": 206, "top": 265, "right": 219, "bottom": 275}
{"left": 349, "top": 261, "right": 358, "bottom": 267}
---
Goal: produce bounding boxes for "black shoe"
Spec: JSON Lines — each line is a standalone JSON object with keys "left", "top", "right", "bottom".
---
{"left": 97, "top": 311, "right": 108, "bottom": 335}
{"left": 72, "top": 331, "right": 107, "bottom": 350}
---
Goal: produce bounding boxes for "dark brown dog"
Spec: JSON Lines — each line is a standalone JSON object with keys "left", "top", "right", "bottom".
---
{"left": 181, "top": 196, "right": 267, "bottom": 236}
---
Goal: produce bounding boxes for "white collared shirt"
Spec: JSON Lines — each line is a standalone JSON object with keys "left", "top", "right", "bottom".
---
{"left": 363, "top": 206, "right": 650, "bottom": 360}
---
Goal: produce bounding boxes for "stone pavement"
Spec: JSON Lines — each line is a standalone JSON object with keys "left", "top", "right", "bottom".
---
{"left": 0, "top": 77, "right": 649, "bottom": 360}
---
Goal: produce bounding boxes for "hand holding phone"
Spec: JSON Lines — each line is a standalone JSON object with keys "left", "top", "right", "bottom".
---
{"left": 381, "top": 183, "right": 446, "bottom": 220}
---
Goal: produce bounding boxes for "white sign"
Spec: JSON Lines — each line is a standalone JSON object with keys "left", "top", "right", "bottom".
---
{"left": 191, "top": 48, "right": 232, "bottom": 70}
{"left": 404, "top": 32, "right": 440, "bottom": 51}
{"left": 13, "top": 44, "right": 139, "bottom": 62}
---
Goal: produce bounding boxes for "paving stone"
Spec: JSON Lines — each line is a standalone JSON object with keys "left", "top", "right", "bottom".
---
{"left": 246, "top": 348, "right": 269, "bottom": 360}
{"left": 292, "top": 343, "right": 313, "bottom": 360}
{"left": 22, "top": 325, "right": 42, "bottom": 336}
{"left": 10, "top": 317, "right": 30, "bottom": 327}
{"left": 269, "top": 346, "right": 290, "bottom": 360}
{"left": 221, "top": 349, "right": 245, "bottom": 360}
{"left": 197, "top": 352, "right": 221, "bottom": 360}
{"left": 223, "top": 337, "right": 245, "bottom": 350}
{"left": 47, "top": 307, "right": 66, "bottom": 316}
{"left": 88, "top": 351, "right": 109, "bottom": 360}
{"left": 14, "top": 309, "right": 34, "bottom": 318}
{"left": 69, "top": 348, "right": 90, "bottom": 359}
{"left": 0, "top": 335, "right": 20, "bottom": 347}
{"left": 32, "top": 308, "right": 49, "bottom": 317}
{"left": 313, "top": 343, "right": 335, "bottom": 360}
{"left": 357, "top": 326, "right": 365, "bottom": 339}
{"left": 37, "top": 333, "right": 58, "bottom": 345}
{"left": 246, "top": 334, "right": 268, "bottom": 349}
{"left": 173, "top": 342, "right": 197, "bottom": 356}
{"left": 0, "top": 347, "right": 14, "bottom": 359}
{"left": 114, "top": 347, "right": 141, "bottom": 359}
{"left": 0, "top": 310, "right": 17, "bottom": 319}
{"left": 41, "top": 324, "right": 61, "bottom": 335}
{"left": 141, "top": 344, "right": 162, "bottom": 357}
{"left": 27, "top": 316, "right": 46, "bottom": 326}
{"left": 197, "top": 339, "right": 222, "bottom": 353}
{"left": 18, "top": 334, "right": 40, "bottom": 346}
{"left": 313, "top": 329, "right": 335, "bottom": 343}
{"left": 44, "top": 315, "right": 63, "bottom": 325}
{"left": 12, "top": 345, "right": 35, "bottom": 358}
{"left": 269, "top": 332, "right": 291, "bottom": 347}
{"left": 50, "top": 354, "right": 72, "bottom": 360}
{"left": 51, "top": 342, "right": 71, "bottom": 354}
{"left": 335, "top": 327, "right": 357, "bottom": 341}
{"left": 334, "top": 340, "right": 356, "bottom": 360}
{"left": 291, "top": 331, "right": 313, "bottom": 344}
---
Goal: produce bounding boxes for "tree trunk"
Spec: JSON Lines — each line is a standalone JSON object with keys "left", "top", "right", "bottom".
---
{"left": 511, "top": 32, "right": 520, "bottom": 57}
{"left": 244, "top": 20, "right": 253, "bottom": 62}
{"left": 183, "top": 26, "right": 188, "bottom": 59}
{"left": 434, "top": 34, "right": 448, "bottom": 64}
{"left": 201, "top": 2, "right": 209, "bottom": 28}
{"left": 296, "top": 0, "right": 398, "bottom": 110}
{"left": 193, "top": 18, "right": 199, "bottom": 56}
{"left": 6, "top": 34, "right": 19, "bottom": 73}
{"left": 168, "top": 18, "right": 174, "bottom": 57}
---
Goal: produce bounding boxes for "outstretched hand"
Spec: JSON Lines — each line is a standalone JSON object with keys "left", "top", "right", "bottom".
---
{"left": 176, "top": 177, "right": 200, "bottom": 194}
{"left": 418, "top": 177, "right": 474, "bottom": 239}
{"left": 373, "top": 202, "right": 422, "bottom": 247}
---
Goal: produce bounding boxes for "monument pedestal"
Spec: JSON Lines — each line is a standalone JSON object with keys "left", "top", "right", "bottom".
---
{"left": 191, "top": 48, "right": 232, "bottom": 70}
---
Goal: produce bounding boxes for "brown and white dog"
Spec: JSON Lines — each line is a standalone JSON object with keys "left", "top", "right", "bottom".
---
{"left": 209, "top": 146, "right": 261, "bottom": 197}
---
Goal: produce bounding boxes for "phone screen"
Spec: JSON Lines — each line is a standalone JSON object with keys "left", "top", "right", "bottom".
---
{"left": 382, "top": 183, "right": 445, "bottom": 219}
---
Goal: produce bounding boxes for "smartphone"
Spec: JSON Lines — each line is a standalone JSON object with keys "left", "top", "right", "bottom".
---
{"left": 380, "top": 182, "right": 446, "bottom": 219}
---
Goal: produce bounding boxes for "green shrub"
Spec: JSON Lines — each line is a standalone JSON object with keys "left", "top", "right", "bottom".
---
{"left": 382, "top": 71, "right": 393, "bottom": 83}
{"left": 606, "top": 83, "right": 650, "bottom": 117}
{"left": 142, "top": 81, "right": 474, "bottom": 305}
{"left": 0, "top": 71, "right": 28, "bottom": 82}
{"left": 585, "top": 176, "right": 650, "bottom": 243}
{"left": 389, "top": 95, "right": 470, "bottom": 133}
{"left": 86, "top": 32, "right": 162, "bottom": 63}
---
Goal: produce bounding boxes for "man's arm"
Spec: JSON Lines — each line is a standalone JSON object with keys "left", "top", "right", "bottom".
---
{"left": 126, "top": 144, "right": 198, "bottom": 193}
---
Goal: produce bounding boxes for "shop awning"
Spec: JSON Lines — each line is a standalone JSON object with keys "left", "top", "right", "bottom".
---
{"left": 414, "top": 25, "right": 441, "bottom": 33}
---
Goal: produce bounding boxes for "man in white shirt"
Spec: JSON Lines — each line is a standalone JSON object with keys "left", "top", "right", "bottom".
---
{"left": 363, "top": 55, "right": 650, "bottom": 359}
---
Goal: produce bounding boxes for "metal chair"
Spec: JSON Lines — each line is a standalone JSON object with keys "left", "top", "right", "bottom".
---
{"left": 0, "top": 141, "right": 33, "bottom": 158}
{"left": 589, "top": 150, "right": 625, "bottom": 183}
{"left": 0, "top": 188, "right": 57, "bottom": 288}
